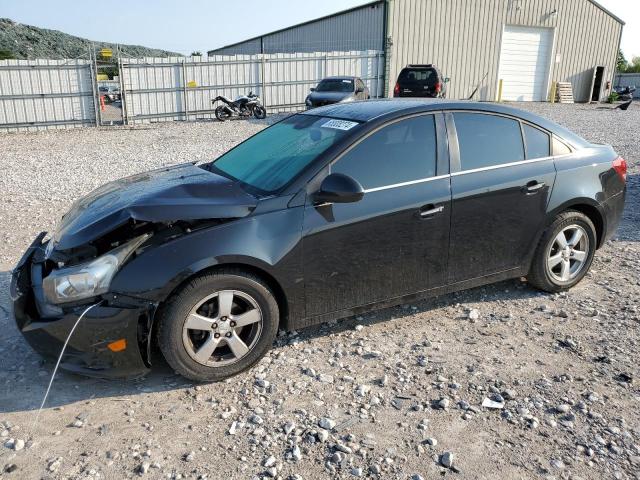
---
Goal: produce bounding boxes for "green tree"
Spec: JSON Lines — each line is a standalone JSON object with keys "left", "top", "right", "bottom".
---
{"left": 617, "top": 49, "right": 628, "bottom": 72}
{"left": 191, "top": 51, "right": 202, "bottom": 56}
{"left": 0, "top": 49, "right": 15, "bottom": 60}
{"left": 626, "top": 57, "right": 640, "bottom": 73}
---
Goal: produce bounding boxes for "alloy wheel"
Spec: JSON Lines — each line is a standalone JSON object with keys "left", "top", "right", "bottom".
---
{"left": 182, "top": 290, "right": 263, "bottom": 367}
{"left": 546, "top": 225, "right": 590, "bottom": 283}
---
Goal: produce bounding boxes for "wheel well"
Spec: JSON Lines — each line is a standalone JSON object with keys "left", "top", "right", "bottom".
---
{"left": 565, "top": 204, "right": 604, "bottom": 248}
{"left": 154, "top": 263, "right": 289, "bottom": 333}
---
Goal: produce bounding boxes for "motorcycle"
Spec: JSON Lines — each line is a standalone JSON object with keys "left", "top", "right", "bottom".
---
{"left": 212, "top": 92, "right": 267, "bottom": 121}
{"left": 613, "top": 85, "right": 636, "bottom": 101}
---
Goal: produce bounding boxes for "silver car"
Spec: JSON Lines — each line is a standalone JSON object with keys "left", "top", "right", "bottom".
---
{"left": 305, "top": 76, "right": 370, "bottom": 109}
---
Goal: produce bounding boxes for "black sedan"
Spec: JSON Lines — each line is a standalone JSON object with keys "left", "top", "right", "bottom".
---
{"left": 12, "top": 100, "right": 626, "bottom": 382}
{"left": 305, "top": 76, "right": 370, "bottom": 109}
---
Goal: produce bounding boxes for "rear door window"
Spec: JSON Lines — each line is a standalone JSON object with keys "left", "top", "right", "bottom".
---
{"left": 523, "top": 124, "right": 551, "bottom": 159}
{"left": 332, "top": 115, "right": 437, "bottom": 189}
{"left": 453, "top": 113, "right": 525, "bottom": 170}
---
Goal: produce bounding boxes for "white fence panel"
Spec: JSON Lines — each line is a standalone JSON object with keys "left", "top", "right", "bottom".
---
{"left": 0, "top": 51, "right": 386, "bottom": 130}
{"left": 0, "top": 59, "right": 97, "bottom": 132}
{"left": 121, "top": 50, "right": 385, "bottom": 124}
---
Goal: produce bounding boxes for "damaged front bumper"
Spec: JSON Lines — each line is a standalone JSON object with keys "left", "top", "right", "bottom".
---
{"left": 10, "top": 233, "right": 155, "bottom": 379}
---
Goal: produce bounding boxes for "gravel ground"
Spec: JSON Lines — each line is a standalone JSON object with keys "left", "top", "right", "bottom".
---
{"left": 0, "top": 103, "right": 639, "bottom": 480}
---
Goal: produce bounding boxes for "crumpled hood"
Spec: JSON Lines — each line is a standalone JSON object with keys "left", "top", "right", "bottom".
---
{"left": 52, "top": 163, "right": 257, "bottom": 250}
{"left": 308, "top": 91, "right": 354, "bottom": 104}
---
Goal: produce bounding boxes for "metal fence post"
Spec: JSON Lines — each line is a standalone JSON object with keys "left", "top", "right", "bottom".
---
{"left": 182, "top": 59, "right": 189, "bottom": 121}
{"left": 118, "top": 56, "right": 128, "bottom": 124}
{"left": 261, "top": 54, "right": 267, "bottom": 108}
{"left": 89, "top": 47, "right": 100, "bottom": 127}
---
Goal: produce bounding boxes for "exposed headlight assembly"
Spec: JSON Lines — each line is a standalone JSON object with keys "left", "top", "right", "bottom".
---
{"left": 43, "top": 234, "right": 150, "bottom": 304}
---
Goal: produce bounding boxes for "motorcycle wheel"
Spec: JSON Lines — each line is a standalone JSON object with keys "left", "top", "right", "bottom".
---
{"left": 253, "top": 105, "right": 267, "bottom": 120}
{"left": 215, "top": 106, "right": 231, "bottom": 122}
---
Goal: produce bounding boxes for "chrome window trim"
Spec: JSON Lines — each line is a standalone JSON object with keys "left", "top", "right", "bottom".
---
{"left": 361, "top": 150, "right": 575, "bottom": 191}
{"left": 450, "top": 152, "right": 573, "bottom": 176}
{"left": 363, "top": 174, "right": 450, "bottom": 193}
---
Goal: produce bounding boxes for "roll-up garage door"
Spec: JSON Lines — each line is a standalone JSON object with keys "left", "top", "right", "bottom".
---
{"left": 498, "top": 26, "right": 554, "bottom": 101}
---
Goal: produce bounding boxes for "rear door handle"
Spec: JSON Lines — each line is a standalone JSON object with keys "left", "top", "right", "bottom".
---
{"left": 523, "top": 181, "right": 545, "bottom": 193}
{"left": 419, "top": 204, "right": 444, "bottom": 217}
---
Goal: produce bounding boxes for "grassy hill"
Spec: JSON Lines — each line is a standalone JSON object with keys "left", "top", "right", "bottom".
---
{"left": 0, "top": 18, "right": 181, "bottom": 59}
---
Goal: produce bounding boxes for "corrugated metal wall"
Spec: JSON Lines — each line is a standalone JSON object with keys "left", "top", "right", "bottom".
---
{"left": 121, "top": 51, "right": 385, "bottom": 123}
{"left": 209, "top": 2, "right": 385, "bottom": 55}
{"left": 213, "top": 38, "right": 262, "bottom": 56}
{"left": 386, "top": 0, "right": 623, "bottom": 102}
{"left": 0, "top": 59, "right": 97, "bottom": 132}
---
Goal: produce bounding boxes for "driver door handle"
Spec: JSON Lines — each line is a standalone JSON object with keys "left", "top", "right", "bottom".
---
{"left": 523, "top": 181, "right": 545, "bottom": 193}
{"left": 419, "top": 204, "right": 444, "bottom": 217}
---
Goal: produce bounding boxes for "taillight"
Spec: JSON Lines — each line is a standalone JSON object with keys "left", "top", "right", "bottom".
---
{"left": 435, "top": 82, "right": 441, "bottom": 93}
{"left": 612, "top": 156, "right": 627, "bottom": 182}
{"left": 393, "top": 82, "right": 400, "bottom": 97}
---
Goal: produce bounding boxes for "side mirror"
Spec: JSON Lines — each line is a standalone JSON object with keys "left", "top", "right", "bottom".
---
{"left": 310, "top": 87, "right": 316, "bottom": 92}
{"left": 314, "top": 173, "right": 364, "bottom": 204}
{"left": 444, "top": 77, "right": 450, "bottom": 83}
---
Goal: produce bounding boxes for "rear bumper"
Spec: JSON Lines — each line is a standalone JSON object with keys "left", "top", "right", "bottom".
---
{"left": 602, "top": 189, "right": 625, "bottom": 244}
{"left": 10, "top": 234, "right": 153, "bottom": 379}
{"left": 393, "top": 92, "right": 440, "bottom": 98}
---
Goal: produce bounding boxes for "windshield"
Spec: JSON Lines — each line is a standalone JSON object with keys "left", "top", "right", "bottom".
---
{"left": 210, "top": 115, "right": 359, "bottom": 194}
{"left": 316, "top": 79, "right": 354, "bottom": 93}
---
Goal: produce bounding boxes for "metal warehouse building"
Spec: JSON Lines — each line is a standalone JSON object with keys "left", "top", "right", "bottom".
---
{"left": 208, "top": 0, "right": 624, "bottom": 103}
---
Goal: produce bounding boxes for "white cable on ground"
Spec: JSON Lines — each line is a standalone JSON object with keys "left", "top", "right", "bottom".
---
{"left": 30, "top": 300, "right": 103, "bottom": 436}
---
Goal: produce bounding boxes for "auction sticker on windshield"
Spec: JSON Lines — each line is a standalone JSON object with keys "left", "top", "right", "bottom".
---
{"left": 321, "top": 119, "right": 359, "bottom": 131}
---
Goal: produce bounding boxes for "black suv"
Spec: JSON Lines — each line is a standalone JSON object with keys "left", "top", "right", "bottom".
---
{"left": 393, "top": 64, "right": 448, "bottom": 98}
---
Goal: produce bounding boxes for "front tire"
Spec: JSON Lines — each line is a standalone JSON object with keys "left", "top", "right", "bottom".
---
{"left": 527, "top": 211, "right": 597, "bottom": 292}
{"left": 157, "top": 270, "right": 279, "bottom": 382}
{"left": 253, "top": 105, "right": 267, "bottom": 119}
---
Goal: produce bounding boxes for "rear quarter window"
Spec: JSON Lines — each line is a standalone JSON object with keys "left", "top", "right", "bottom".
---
{"left": 523, "top": 124, "right": 551, "bottom": 159}
{"left": 453, "top": 113, "right": 525, "bottom": 170}
{"left": 553, "top": 137, "right": 573, "bottom": 156}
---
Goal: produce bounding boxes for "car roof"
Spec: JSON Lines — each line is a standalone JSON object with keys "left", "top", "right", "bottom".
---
{"left": 401, "top": 64, "right": 437, "bottom": 69}
{"left": 320, "top": 76, "right": 358, "bottom": 81}
{"left": 300, "top": 99, "right": 588, "bottom": 147}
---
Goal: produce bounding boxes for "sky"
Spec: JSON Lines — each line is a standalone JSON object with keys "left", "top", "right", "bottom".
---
{"left": 1, "top": 0, "right": 638, "bottom": 59}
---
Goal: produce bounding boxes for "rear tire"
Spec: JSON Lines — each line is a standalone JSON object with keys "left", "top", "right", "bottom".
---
{"left": 527, "top": 211, "right": 596, "bottom": 292}
{"left": 157, "top": 270, "right": 279, "bottom": 382}
{"left": 215, "top": 106, "right": 230, "bottom": 122}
